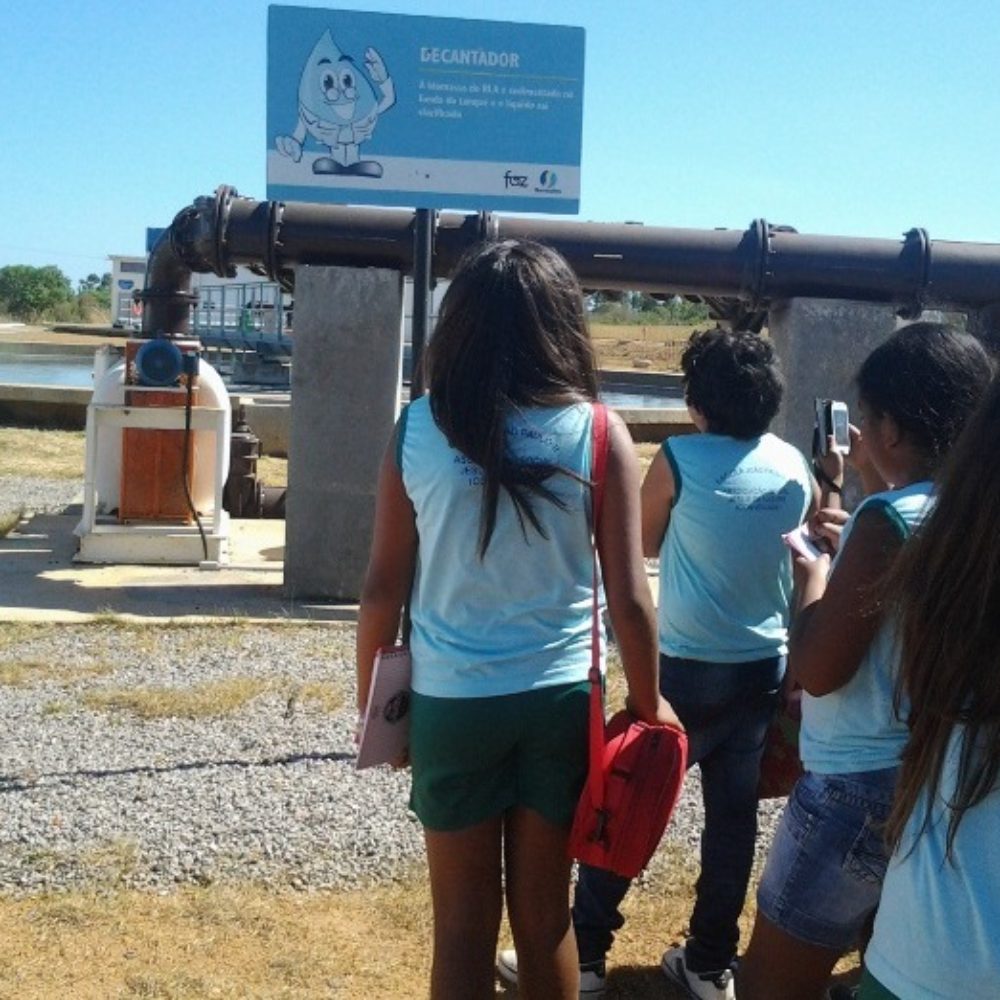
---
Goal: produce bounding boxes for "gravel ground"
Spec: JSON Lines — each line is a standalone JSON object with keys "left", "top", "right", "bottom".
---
{"left": 1, "top": 475, "right": 784, "bottom": 896}
{"left": 0, "top": 475, "right": 82, "bottom": 517}
{"left": 0, "top": 620, "right": 784, "bottom": 896}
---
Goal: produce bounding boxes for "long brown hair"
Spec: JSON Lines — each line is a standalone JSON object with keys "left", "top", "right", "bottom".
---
{"left": 885, "top": 375, "right": 1000, "bottom": 857}
{"left": 423, "top": 240, "right": 599, "bottom": 557}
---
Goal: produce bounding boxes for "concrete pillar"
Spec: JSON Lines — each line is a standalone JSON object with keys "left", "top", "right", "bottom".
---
{"left": 285, "top": 266, "right": 404, "bottom": 600}
{"left": 768, "top": 299, "right": 899, "bottom": 503}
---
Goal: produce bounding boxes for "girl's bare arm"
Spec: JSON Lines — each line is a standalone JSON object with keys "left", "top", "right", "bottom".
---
{"left": 789, "top": 508, "right": 902, "bottom": 696}
{"left": 598, "top": 413, "right": 681, "bottom": 729}
{"left": 639, "top": 447, "right": 675, "bottom": 558}
{"left": 356, "top": 430, "right": 417, "bottom": 713}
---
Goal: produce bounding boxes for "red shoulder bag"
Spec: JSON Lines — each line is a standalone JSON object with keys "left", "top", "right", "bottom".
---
{"left": 568, "top": 404, "right": 688, "bottom": 879}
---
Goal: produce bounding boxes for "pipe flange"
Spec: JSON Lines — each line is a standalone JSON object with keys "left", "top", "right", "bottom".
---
{"left": 212, "top": 185, "right": 238, "bottom": 278}
{"left": 264, "top": 200, "right": 293, "bottom": 291}
{"left": 739, "top": 218, "right": 768, "bottom": 310}
{"left": 170, "top": 190, "right": 230, "bottom": 276}
{"left": 478, "top": 211, "right": 499, "bottom": 243}
{"left": 897, "top": 227, "right": 931, "bottom": 319}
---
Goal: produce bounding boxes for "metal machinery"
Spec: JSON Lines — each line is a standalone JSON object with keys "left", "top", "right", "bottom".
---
{"left": 76, "top": 307, "right": 232, "bottom": 568}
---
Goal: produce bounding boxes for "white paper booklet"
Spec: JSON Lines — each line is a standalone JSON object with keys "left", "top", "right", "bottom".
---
{"left": 356, "top": 646, "right": 412, "bottom": 770}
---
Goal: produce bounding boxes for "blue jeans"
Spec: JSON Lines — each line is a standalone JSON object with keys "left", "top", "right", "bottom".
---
{"left": 572, "top": 654, "right": 783, "bottom": 973}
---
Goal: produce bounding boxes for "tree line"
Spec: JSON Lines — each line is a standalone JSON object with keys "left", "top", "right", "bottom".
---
{"left": 0, "top": 265, "right": 112, "bottom": 323}
{"left": 588, "top": 291, "right": 710, "bottom": 325}
{"left": 0, "top": 263, "right": 709, "bottom": 329}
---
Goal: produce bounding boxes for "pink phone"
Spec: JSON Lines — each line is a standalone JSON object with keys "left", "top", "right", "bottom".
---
{"left": 782, "top": 524, "right": 826, "bottom": 562}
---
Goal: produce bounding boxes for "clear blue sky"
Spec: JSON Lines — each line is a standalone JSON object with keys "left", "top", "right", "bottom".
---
{"left": 3, "top": 0, "right": 999, "bottom": 285}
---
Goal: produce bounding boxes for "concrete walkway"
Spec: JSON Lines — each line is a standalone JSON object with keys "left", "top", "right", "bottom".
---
{"left": 2, "top": 510, "right": 660, "bottom": 625}
{"left": 0, "top": 510, "right": 357, "bottom": 624}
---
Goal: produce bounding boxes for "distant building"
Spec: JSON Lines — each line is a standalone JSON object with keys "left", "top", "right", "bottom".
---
{"left": 109, "top": 227, "right": 447, "bottom": 342}
{"left": 108, "top": 253, "right": 268, "bottom": 330}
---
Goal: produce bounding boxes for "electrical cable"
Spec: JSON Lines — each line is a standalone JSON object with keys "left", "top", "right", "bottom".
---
{"left": 182, "top": 366, "right": 209, "bottom": 561}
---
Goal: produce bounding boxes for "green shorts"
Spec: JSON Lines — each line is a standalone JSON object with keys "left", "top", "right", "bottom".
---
{"left": 409, "top": 681, "right": 590, "bottom": 832}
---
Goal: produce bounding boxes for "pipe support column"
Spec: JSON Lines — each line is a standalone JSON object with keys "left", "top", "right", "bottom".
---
{"left": 768, "top": 298, "right": 899, "bottom": 505}
{"left": 284, "top": 266, "right": 405, "bottom": 600}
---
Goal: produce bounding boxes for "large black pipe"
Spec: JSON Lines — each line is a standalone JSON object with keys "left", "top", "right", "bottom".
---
{"left": 141, "top": 185, "right": 1000, "bottom": 336}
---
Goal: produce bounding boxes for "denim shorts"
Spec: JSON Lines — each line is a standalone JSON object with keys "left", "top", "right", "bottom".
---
{"left": 756, "top": 768, "right": 898, "bottom": 952}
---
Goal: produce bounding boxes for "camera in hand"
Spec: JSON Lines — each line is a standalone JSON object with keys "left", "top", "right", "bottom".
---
{"left": 814, "top": 398, "right": 851, "bottom": 455}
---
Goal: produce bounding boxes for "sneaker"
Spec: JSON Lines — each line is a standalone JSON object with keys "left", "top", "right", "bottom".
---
{"left": 661, "top": 945, "right": 735, "bottom": 1000}
{"left": 496, "top": 949, "right": 606, "bottom": 997}
{"left": 496, "top": 949, "right": 518, "bottom": 987}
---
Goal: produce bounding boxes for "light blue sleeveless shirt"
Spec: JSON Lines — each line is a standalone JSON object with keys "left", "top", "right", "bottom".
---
{"left": 658, "top": 432, "right": 813, "bottom": 662}
{"left": 799, "top": 481, "right": 932, "bottom": 775}
{"left": 866, "top": 728, "right": 1000, "bottom": 998}
{"left": 401, "top": 395, "right": 599, "bottom": 699}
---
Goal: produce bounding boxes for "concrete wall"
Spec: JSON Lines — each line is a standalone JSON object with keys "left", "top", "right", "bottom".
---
{"left": 768, "top": 298, "right": 900, "bottom": 506}
{"left": 283, "top": 266, "right": 404, "bottom": 600}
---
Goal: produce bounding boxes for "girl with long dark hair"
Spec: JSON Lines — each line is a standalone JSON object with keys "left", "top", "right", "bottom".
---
{"left": 356, "top": 240, "right": 678, "bottom": 1000}
{"left": 859, "top": 375, "right": 1000, "bottom": 999}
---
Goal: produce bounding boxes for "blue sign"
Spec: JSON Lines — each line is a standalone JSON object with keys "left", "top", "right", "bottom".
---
{"left": 266, "top": 6, "right": 584, "bottom": 213}
{"left": 146, "top": 227, "right": 167, "bottom": 253}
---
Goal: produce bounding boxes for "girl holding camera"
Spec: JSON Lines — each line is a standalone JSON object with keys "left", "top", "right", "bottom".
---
{"left": 738, "top": 322, "right": 993, "bottom": 1000}
{"left": 859, "top": 374, "right": 1000, "bottom": 999}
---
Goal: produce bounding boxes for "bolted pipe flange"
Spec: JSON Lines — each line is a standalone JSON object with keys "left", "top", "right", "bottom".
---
{"left": 264, "top": 200, "right": 293, "bottom": 291}
{"left": 897, "top": 227, "right": 931, "bottom": 320}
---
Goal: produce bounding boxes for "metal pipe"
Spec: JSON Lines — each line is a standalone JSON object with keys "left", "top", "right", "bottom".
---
{"left": 146, "top": 185, "right": 1000, "bottom": 338}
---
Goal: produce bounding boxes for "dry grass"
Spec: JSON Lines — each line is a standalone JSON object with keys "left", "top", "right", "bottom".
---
{"left": 0, "top": 857, "right": 854, "bottom": 999}
{"left": 0, "top": 427, "right": 86, "bottom": 479}
{"left": 635, "top": 442, "right": 662, "bottom": 480}
{"left": 82, "top": 677, "right": 271, "bottom": 720}
{"left": 0, "top": 880, "right": 434, "bottom": 1000}
{"left": 0, "top": 323, "right": 120, "bottom": 347}
{"left": 0, "top": 858, "right": 700, "bottom": 1000}
{"left": 0, "top": 659, "right": 113, "bottom": 688}
{"left": 0, "top": 508, "right": 23, "bottom": 537}
{"left": 258, "top": 454, "right": 287, "bottom": 485}
{"left": 592, "top": 323, "right": 696, "bottom": 373}
{"left": 79, "top": 675, "right": 344, "bottom": 721}
{"left": 291, "top": 679, "right": 343, "bottom": 714}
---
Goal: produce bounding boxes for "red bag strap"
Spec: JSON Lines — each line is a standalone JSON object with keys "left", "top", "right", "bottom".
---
{"left": 587, "top": 403, "right": 609, "bottom": 807}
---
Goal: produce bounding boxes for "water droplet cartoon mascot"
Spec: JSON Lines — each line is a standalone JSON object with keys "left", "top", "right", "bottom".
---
{"left": 276, "top": 30, "right": 396, "bottom": 178}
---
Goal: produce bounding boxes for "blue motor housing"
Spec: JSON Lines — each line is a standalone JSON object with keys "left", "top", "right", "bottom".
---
{"left": 135, "top": 339, "right": 184, "bottom": 387}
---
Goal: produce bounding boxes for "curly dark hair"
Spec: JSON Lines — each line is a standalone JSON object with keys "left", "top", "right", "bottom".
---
{"left": 681, "top": 328, "right": 783, "bottom": 438}
{"left": 856, "top": 322, "right": 994, "bottom": 465}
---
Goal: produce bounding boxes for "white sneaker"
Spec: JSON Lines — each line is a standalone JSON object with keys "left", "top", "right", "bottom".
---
{"left": 497, "top": 949, "right": 518, "bottom": 987}
{"left": 496, "top": 948, "right": 606, "bottom": 997}
{"left": 661, "top": 945, "right": 735, "bottom": 1000}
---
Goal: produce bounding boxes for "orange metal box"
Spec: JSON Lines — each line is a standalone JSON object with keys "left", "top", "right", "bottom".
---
{"left": 119, "top": 387, "right": 199, "bottom": 523}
